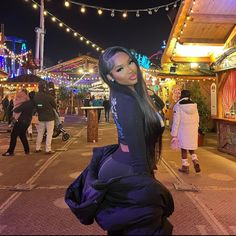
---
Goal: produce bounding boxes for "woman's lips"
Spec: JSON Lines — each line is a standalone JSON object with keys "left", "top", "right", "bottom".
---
{"left": 130, "top": 75, "right": 137, "bottom": 80}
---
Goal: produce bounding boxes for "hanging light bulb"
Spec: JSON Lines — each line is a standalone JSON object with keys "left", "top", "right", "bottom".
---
{"left": 66, "top": 28, "right": 70, "bottom": 32}
{"left": 148, "top": 9, "right": 152, "bottom": 15}
{"left": 97, "top": 9, "right": 103, "bottom": 15}
{"left": 80, "top": 6, "right": 86, "bottom": 13}
{"left": 174, "top": 2, "right": 177, "bottom": 8}
{"left": 92, "top": 44, "right": 96, "bottom": 47}
{"left": 96, "top": 47, "right": 100, "bottom": 51}
{"left": 111, "top": 10, "right": 115, "bottom": 17}
{"left": 59, "top": 22, "right": 63, "bottom": 27}
{"left": 80, "top": 36, "right": 84, "bottom": 41}
{"left": 51, "top": 17, "right": 56, "bottom": 22}
{"left": 122, "top": 11, "right": 127, "bottom": 18}
{"left": 136, "top": 11, "right": 140, "bottom": 17}
{"left": 154, "top": 8, "right": 159, "bottom": 12}
{"left": 165, "top": 6, "right": 169, "bottom": 11}
{"left": 64, "top": 1, "right": 70, "bottom": 7}
{"left": 32, "top": 3, "right": 38, "bottom": 9}
{"left": 43, "top": 11, "right": 48, "bottom": 16}
{"left": 74, "top": 32, "right": 78, "bottom": 37}
{"left": 86, "top": 40, "right": 90, "bottom": 44}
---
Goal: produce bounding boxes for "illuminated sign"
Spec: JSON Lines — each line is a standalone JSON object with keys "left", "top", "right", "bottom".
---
{"left": 132, "top": 52, "right": 151, "bottom": 69}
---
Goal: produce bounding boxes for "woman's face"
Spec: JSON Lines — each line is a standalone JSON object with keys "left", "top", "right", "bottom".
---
{"left": 108, "top": 52, "right": 138, "bottom": 90}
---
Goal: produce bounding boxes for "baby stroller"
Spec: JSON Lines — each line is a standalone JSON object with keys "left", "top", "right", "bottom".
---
{"left": 52, "top": 118, "right": 70, "bottom": 141}
{"left": 43, "top": 116, "right": 70, "bottom": 142}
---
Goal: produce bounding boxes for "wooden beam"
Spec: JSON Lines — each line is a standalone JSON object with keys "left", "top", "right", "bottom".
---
{"left": 171, "top": 56, "right": 211, "bottom": 63}
{"left": 180, "top": 38, "right": 224, "bottom": 46}
{"left": 191, "top": 13, "right": 236, "bottom": 24}
{"left": 225, "top": 25, "right": 236, "bottom": 47}
{"left": 161, "top": 0, "right": 192, "bottom": 64}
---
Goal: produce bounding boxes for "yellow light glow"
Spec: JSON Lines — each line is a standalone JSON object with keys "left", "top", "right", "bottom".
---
{"left": 32, "top": 3, "right": 38, "bottom": 9}
{"left": 66, "top": 28, "right": 70, "bottom": 32}
{"left": 74, "top": 32, "right": 78, "bottom": 37}
{"left": 190, "top": 62, "right": 198, "bottom": 68}
{"left": 81, "top": 6, "right": 86, "bottom": 13}
{"left": 78, "top": 69, "right": 84, "bottom": 74}
{"left": 122, "top": 12, "right": 127, "bottom": 18}
{"left": 80, "top": 37, "right": 84, "bottom": 41}
{"left": 64, "top": 1, "right": 70, "bottom": 7}
{"left": 89, "top": 68, "right": 94, "bottom": 73}
{"left": 43, "top": 11, "right": 47, "bottom": 16}
{"left": 52, "top": 17, "right": 56, "bottom": 22}
{"left": 98, "top": 9, "right": 103, "bottom": 15}
{"left": 86, "top": 40, "right": 89, "bottom": 44}
{"left": 174, "top": 43, "right": 224, "bottom": 58}
{"left": 59, "top": 22, "right": 63, "bottom": 27}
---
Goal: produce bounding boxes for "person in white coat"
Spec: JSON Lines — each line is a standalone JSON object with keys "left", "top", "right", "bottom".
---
{"left": 171, "top": 90, "right": 201, "bottom": 174}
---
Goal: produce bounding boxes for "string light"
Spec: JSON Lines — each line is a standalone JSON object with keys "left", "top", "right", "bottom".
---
{"left": 66, "top": 0, "right": 181, "bottom": 18}
{"left": 24, "top": 0, "right": 103, "bottom": 52}
{"left": 64, "top": 1, "right": 70, "bottom": 8}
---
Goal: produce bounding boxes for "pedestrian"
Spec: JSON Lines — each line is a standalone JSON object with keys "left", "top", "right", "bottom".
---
{"left": 6, "top": 98, "right": 14, "bottom": 128}
{"left": 1, "top": 95, "right": 9, "bottom": 122}
{"left": 34, "top": 81, "right": 57, "bottom": 154}
{"left": 65, "top": 46, "right": 174, "bottom": 235}
{"left": 2, "top": 91, "right": 35, "bottom": 156}
{"left": 171, "top": 89, "right": 201, "bottom": 174}
{"left": 102, "top": 95, "right": 110, "bottom": 122}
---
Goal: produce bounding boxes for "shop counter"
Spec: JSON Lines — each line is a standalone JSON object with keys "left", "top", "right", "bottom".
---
{"left": 214, "top": 118, "right": 236, "bottom": 157}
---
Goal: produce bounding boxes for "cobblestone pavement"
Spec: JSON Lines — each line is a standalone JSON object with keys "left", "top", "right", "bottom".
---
{"left": 0, "top": 115, "right": 236, "bottom": 235}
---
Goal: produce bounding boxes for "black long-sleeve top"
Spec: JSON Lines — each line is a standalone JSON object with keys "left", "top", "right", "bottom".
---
{"left": 110, "top": 90, "right": 150, "bottom": 174}
{"left": 13, "top": 100, "right": 35, "bottom": 125}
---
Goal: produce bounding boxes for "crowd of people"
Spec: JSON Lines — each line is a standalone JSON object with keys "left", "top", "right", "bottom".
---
{"left": 0, "top": 80, "right": 58, "bottom": 156}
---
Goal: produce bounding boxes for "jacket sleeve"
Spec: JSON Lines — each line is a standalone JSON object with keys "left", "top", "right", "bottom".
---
{"left": 13, "top": 101, "right": 28, "bottom": 113}
{"left": 171, "top": 104, "right": 180, "bottom": 137}
{"left": 114, "top": 94, "right": 148, "bottom": 172}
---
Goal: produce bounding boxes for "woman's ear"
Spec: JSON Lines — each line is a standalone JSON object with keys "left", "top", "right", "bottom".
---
{"left": 107, "top": 74, "right": 115, "bottom": 82}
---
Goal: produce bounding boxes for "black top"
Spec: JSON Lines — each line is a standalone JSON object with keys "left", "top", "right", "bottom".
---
{"left": 34, "top": 91, "right": 57, "bottom": 121}
{"left": 13, "top": 100, "right": 35, "bottom": 125}
{"left": 110, "top": 89, "right": 149, "bottom": 174}
{"left": 102, "top": 100, "right": 110, "bottom": 111}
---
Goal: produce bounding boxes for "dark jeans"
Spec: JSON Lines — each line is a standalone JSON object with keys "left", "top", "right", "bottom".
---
{"left": 7, "top": 121, "right": 30, "bottom": 154}
{"left": 105, "top": 109, "right": 110, "bottom": 122}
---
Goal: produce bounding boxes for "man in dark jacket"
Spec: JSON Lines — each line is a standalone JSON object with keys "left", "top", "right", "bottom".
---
{"left": 1, "top": 95, "right": 9, "bottom": 122}
{"left": 34, "top": 81, "right": 57, "bottom": 154}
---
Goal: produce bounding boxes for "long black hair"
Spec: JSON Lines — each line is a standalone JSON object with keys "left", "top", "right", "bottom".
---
{"left": 99, "top": 46, "right": 164, "bottom": 171}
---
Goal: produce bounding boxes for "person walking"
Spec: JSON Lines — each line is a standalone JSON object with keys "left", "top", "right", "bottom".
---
{"left": 171, "top": 89, "right": 201, "bottom": 174}
{"left": 34, "top": 81, "right": 57, "bottom": 154}
{"left": 65, "top": 46, "right": 174, "bottom": 235}
{"left": 1, "top": 95, "right": 9, "bottom": 122}
{"left": 102, "top": 95, "right": 110, "bottom": 122}
{"left": 2, "top": 91, "right": 35, "bottom": 156}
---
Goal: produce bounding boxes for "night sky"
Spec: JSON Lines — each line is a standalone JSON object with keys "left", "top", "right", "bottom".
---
{"left": 1, "top": 0, "right": 180, "bottom": 67}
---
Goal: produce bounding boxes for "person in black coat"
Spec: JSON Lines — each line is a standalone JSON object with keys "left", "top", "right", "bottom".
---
{"left": 2, "top": 91, "right": 35, "bottom": 156}
{"left": 65, "top": 46, "right": 174, "bottom": 235}
{"left": 102, "top": 96, "right": 111, "bottom": 122}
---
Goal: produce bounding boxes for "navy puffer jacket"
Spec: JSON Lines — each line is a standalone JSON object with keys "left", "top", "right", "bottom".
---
{"left": 65, "top": 144, "right": 174, "bottom": 235}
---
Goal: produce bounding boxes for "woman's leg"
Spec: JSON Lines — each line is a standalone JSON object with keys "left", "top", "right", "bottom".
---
{"left": 18, "top": 122, "right": 30, "bottom": 154}
{"left": 178, "top": 148, "right": 190, "bottom": 174}
{"left": 189, "top": 150, "right": 201, "bottom": 173}
{"left": 6, "top": 122, "right": 19, "bottom": 154}
{"left": 98, "top": 156, "right": 134, "bottom": 182}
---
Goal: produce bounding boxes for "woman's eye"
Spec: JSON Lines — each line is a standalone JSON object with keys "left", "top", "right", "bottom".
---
{"left": 129, "top": 60, "right": 134, "bottom": 65}
{"left": 116, "top": 67, "right": 123, "bottom": 72}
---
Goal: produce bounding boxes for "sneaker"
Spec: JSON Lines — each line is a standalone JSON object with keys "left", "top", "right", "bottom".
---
{"left": 178, "top": 165, "right": 189, "bottom": 174}
{"left": 2, "top": 152, "right": 14, "bottom": 157}
{"left": 193, "top": 160, "right": 201, "bottom": 173}
{"left": 45, "top": 150, "right": 55, "bottom": 154}
{"left": 34, "top": 150, "right": 42, "bottom": 153}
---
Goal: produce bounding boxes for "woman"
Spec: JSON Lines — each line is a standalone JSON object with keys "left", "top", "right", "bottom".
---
{"left": 65, "top": 46, "right": 174, "bottom": 235}
{"left": 171, "top": 90, "right": 201, "bottom": 174}
{"left": 2, "top": 91, "right": 35, "bottom": 156}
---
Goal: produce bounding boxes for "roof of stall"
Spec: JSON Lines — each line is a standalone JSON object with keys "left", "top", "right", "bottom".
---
{"left": 162, "top": 0, "right": 236, "bottom": 64}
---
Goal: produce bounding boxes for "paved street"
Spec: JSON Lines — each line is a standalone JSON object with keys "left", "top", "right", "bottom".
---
{"left": 0, "top": 115, "right": 236, "bottom": 235}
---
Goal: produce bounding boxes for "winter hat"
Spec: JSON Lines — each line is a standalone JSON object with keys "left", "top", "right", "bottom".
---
{"left": 180, "top": 90, "right": 191, "bottom": 99}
